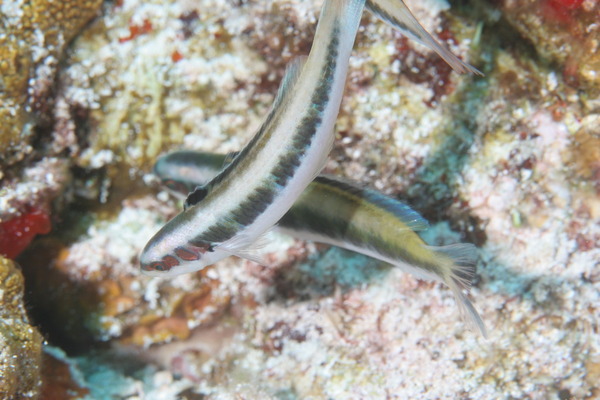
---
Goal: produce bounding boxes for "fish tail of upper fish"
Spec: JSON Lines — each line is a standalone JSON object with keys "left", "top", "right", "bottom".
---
{"left": 366, "top": 0, "right": 482, "bottom": 75}
{"left": 424, "top": 243, "right": 488, "bottom": 338}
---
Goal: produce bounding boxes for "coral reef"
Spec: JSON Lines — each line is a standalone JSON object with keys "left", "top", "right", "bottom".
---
{"left": 0, "top": 256, "right": 44, "bottom": 399}
{"left": 496, "top": 0, "right": 600, "bottom": 93}
{"left": 2, "top": 0, "right": 599, "bottom": 398}
{"left": 40, "top": 348, "right": 89, "bottom": 400}
{"left": 20, "top": 198, "right": 235, "bottom": 349}
{"left": 0, "top": 158, "right": 71, "bottom": 260}
{"left": 0, "top": 0, "right": 101, "bottom": 263}
{"left": 0, "top": 0, "right": 102, "bottom": 166}
{"left": 0, "top": 209, "right": 51, "bottom": 259}
{"left": 57, "top": 0, "right": 272, "bottom": 169}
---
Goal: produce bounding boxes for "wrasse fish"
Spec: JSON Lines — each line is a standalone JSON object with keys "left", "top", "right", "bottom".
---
{"left": 141, "top": 0, "right": 480, "bottom": 278}
{"left": 140, "top": 0, "right": 367, "bottom": 276}
{"left": 154, "top": 150, "right": 487, "bottom": 337}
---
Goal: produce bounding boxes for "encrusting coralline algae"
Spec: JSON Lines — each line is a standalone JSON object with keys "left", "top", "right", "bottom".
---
{"left": 1, "top": 0, "right": 599, "bottom": 398}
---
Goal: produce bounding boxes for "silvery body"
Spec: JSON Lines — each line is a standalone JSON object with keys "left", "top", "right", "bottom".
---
{"left": 140, "top": 0, "right": 366, "bottom": 276}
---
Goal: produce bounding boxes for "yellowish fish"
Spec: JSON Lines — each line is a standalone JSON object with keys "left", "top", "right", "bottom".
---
{"left": 154, "top": 150, "right": 487, "bottom": 337}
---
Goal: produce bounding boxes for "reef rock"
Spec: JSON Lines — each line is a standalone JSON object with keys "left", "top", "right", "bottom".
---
{"left": 497, "top": 0, "right": 600, "bottom": 93}
{"left": 0, "top": 256, "right": 44, "bottom": 399}
{"left": 0, "top": 0, "right": 102, "bottom": 167}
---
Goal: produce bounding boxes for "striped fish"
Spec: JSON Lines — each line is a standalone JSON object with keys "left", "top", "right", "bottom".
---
{"left": 153, "top": 150, "right": 487, "bottom": 337}
{"left": 140, "top": 0, "right": 367, "bottom": 277}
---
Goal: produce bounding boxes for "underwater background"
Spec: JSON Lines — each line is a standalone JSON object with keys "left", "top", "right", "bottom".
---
{"left": 1, "top": 0, "right": 599, "bottom": 398}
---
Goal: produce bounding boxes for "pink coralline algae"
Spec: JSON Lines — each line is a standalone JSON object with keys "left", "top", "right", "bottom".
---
{"left": 0, "top": 208, "right": 51, "bottom": 260}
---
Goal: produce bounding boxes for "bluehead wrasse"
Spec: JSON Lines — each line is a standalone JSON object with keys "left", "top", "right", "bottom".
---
{"left": 140, "top": 0, "right": 366, "bottom": 277}
{"left": 366, "top": 0, "right": 482, "bottom": 75}
{"left": 153, "top": 150, "right": 487, "bottom": 337}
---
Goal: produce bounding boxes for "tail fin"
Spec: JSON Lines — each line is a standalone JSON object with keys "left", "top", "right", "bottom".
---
{"left": 365, "top": 0, "right": 482, "bottom": 75}
{"left": 428, "top": 243, "right": 488, "bottom": 338}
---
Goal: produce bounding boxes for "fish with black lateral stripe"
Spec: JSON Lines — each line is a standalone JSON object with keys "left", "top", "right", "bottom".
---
{"left": 140, "top": 0, "right": 367, "bottom": 277}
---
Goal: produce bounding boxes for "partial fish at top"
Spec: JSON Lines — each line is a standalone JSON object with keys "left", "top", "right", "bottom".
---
{"left": 366, "top": 0, "right": 482, "bottom": 75}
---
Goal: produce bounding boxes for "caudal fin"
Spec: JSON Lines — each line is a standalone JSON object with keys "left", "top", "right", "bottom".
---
{"left": 365, "top": 0, "right": 482, "bottom": 75}
{"left": 428, "top": 243, "right": 488, "bottom": 338}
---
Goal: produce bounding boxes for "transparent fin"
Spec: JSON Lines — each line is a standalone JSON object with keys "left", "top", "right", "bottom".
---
{"left": 222, "top": 227, "right": 271, "bottom": 252}
{"left": 224, "top": 247, "right": 269, "bottom": 266}
{"left": 223, "top": 151, "right": 240, "bottom": 168}
{"left": 271, "top": 56, "right": 308, "bottom": 112}
{"left": 366, "top": 0, "right": 482, "bottom": 75}
{"left": 221, "top": 232, "right": 271, "bottom": 266}
{"left": 427, "top": 243, "right": 488, "bottom": 337}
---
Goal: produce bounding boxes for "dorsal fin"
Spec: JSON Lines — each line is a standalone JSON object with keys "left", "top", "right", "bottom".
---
{"left": 197, "top": 56, "right": 308, "bottom": 192}
{"left": 315, "top": 175, "right": 429, "bottom": 231}
{"left": 223, "top": 151, "right": 240, "bottom": 168}
{"left": 363, "top": 188, "right": 429, "bottom": 231}
{"left": 271, "top": 56, "right": 308, "bottom": 111}
{"left": 184, "top": 185, "right": 209, "bottom": 210}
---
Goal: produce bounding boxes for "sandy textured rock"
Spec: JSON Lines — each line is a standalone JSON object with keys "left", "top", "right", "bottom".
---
{"left": 0, "top": 0, "right": 102, "bottom": 167}
{"left": 0, "top": 256, "right": 44, "bottom": 399}
{"left": 0, "top": 158, "right": 70, "bottom": 221}
{"left": 8, "top": 0, "right": 600, "bottom": 398}
{"left": 497, "top": 0, "right": 600, "bottom": 94}
{"left": 0, "top": 0, "right": 101, "bottom": 258}
{"left": 20, "top": 199, "right": 236, "bottom": 349}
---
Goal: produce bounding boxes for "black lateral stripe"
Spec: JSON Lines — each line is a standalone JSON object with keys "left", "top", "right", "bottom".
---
{"left": 193, "top": 22, "right": 342, "bottom": 244}
{"left": 278, "top": 178, "right": 441, "bottom": 273}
